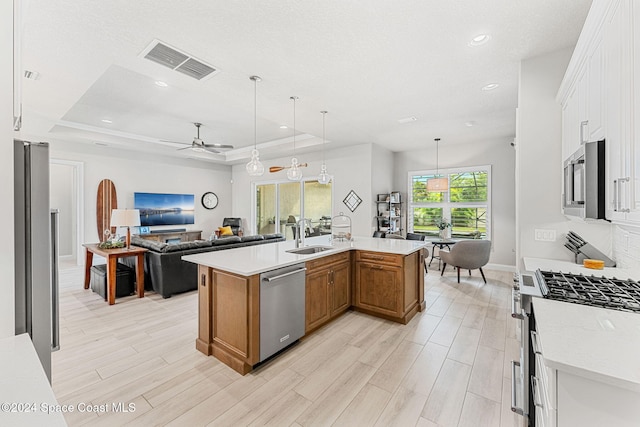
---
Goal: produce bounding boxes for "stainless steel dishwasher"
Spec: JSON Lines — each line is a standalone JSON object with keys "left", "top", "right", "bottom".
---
{"left": 259, "top": 262, "right": 306, "bottom": 362}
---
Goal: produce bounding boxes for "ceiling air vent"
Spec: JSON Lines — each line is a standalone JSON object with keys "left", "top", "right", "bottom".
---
{"left": 141, "top": 40, "right": 219, "bottom": 81}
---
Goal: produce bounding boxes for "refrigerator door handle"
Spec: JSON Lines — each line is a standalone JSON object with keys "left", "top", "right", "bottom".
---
{"left": 51, "top": 209, "right": 60, "bottom": 352}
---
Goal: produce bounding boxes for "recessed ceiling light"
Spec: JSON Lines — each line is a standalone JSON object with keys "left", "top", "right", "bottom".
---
{"left": 465, "top": 121, "right": 476, "bottom": 127}
{"left": 94, "top": 142, "right": 108, "bottom": 146}
{"left": 280, "top": 125, "right": 288, "bottom": 129}
{"left": 397, "top": 116, "right": 418, "bottom": 124}
{"left": 469, "top": 34, "right": 491, "bottom": 47}
{"left": 155, "top": 80, "right": 168, "bottom": 87}
{"left": 482, "top": 83, "right": 499, "bottom": 91}
{"left": 101, "top": 119, "right": 113, "bottom": 124}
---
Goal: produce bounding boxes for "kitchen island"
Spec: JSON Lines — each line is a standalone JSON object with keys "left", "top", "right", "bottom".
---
{"left": 183, "top": 236, "right": 427, "bottom": 374}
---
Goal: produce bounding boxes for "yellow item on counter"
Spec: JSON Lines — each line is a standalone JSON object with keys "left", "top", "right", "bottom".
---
{"left": 583, "top": 259, "right": 605, "bottom": 270}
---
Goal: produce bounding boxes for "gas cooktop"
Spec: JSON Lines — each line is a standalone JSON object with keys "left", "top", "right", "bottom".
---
{"left": 537, "top": 270, "right": 640, "bottom": 313}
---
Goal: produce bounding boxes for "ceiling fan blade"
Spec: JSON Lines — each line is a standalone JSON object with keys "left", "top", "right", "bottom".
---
{"left": 203, "top": 143, "right": 234, "bottom": 149}
{"left": 161, "top": 140, "right": 190, "bottom": 145}
{"left": 176, "top": 146, "right": 193, "bottom": 151}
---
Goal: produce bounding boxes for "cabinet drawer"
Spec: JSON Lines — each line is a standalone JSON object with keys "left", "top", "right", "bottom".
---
{"left": 306, "top": 252, "right": 350, "bottom": 271}
{"left": 356, "top": 251, "right": 402, "bottom": 266}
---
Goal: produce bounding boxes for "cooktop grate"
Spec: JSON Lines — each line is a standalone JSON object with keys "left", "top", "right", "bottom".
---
{"left": 537, "top": 270, "right": 640, "bottom": 313}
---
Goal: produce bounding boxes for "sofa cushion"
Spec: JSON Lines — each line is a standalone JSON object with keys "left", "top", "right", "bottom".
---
{"left": 131, "top": 237, "right": 167, "bottom": 252}
{"left": 240, "top": 235, "right": 264, "bottom": 243}
{"left": 213, "top": 236, "right": 242, "bottom": 245}
{"left": 263, "top": 233, "right": 284, "bottom": 240}
{"left": 162, "top": 240, "right": 213, "bottom": 252}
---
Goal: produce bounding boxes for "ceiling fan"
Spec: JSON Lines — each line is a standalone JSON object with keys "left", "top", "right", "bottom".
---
{"left": 163, "top": 122, "right": 234, "bottom": 154}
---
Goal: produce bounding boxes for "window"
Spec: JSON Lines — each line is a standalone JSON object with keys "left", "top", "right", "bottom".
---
{"left": 408, "top": 166, "right": 491, "bottom": 239}
{"left": 254, "top": 179, "right": 332, "bottom": 240}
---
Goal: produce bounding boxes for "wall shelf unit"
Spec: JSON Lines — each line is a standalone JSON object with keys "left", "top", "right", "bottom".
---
{"left": 375, "top": 192, "right": 402, "bottom": 235}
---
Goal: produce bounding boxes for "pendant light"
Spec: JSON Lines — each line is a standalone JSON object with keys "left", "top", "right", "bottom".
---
{"left": 426, "top": 138, "right": 448, "bottom": 192}
{"left": 286, "top": 96, "right": 303, "bottom": 181}
{"left": 245, "top": 75, "right": 265, "bottom": 176}
{"left": 317, "top": 110, "right": 331, "bottom": 185}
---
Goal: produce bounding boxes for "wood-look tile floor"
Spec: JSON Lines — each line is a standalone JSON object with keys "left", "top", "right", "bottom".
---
{"left": 53, "top": 265, "right": 523, "bottom": 427}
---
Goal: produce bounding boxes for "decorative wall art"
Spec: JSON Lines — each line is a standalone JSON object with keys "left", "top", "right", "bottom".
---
{"left": 343, "top": 190, "right": 362, "bottom": 212}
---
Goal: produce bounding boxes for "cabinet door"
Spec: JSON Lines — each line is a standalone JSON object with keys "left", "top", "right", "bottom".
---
{"left": 354, "top": 261, "right": 402, "bottom": 317}
{"left": 604, "top": 0, "right": 632, "bottom": 221}
{"left": 330, "top": 260, "right": 351, "bottom": 316}
{"left": 630, "top": 0, "right": 640, "bottom": 222}
{"left": 562, "top": 87, "right": 580, "bottom": 160}
{"left": 588, "top": 32, "right": 605, "bottom": 141}
{"left": 305, "top": 268, "right": 331, "bottom": 332}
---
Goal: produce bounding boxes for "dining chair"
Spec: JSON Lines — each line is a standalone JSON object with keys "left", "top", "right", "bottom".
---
{"left": 440, "top": 240, "right": 491, "bottom": 283}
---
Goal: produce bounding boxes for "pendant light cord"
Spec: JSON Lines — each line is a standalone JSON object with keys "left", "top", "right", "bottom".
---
{"left": 254, "top": 78, "right": 257, "bottom": 149}
{"left": 291, "top": 96, "right": 298, "bottom": 155}
{"left": 435, "top": 137, "right": 440, "bottom": 178}
{"left": 322, "top": 111, "right": 326, "bottom": 164}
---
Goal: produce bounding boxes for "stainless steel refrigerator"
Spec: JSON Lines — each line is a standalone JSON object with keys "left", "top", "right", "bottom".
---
{"left": 14, "top": 140, "right": 60, "bottom": 384}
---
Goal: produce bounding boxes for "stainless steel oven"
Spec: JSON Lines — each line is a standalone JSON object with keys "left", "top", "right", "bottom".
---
{"left": 511, "top": 272, "right": 542, "bottom": 426}
{"left": 562, "top": 139, "right": 606, "bottom": 219}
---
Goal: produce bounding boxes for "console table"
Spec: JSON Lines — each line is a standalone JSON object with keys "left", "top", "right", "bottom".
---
{"left": 83, "top": 244, "right": 148, "bottom": 305}
{"left": 136, "top": 230, "right": 202, "bottom": 243}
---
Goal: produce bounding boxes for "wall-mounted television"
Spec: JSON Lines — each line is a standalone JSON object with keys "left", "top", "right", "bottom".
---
{"left": 134, "top": 192, "right": 195, "bottom": 226}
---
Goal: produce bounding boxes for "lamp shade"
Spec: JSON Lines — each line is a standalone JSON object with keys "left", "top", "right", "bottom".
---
{"left": 110, "top": 209, "right": 141, "bottom": 227}
{"left": 426, "top": 177, "right": 449, "bottom": 192}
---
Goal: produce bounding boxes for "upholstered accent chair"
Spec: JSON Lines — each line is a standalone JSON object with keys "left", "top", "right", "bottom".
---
{"left": 372, "top": 231, "right": 386, "bottom": 238}
{"left": 405, "top": 232, "right": 426, "bottom": 241}
{"left": 222, "top": 217, "right": 243, "bottom": 235}
{"left": 440, "top": 240, "right": 491, "bottom": 283}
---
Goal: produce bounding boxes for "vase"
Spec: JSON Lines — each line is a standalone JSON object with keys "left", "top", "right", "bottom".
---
{"left": 439, "top": 229, "right": 448, "bottom": 240}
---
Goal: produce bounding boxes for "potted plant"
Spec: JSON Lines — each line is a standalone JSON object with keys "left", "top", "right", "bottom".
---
{"left": 434, "top": 217, "right": 451, "bottom": 240}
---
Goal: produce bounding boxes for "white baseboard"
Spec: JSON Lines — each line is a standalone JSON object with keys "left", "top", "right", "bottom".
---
{"left": 486, "top": 263, "right": 516, "bottom": 273}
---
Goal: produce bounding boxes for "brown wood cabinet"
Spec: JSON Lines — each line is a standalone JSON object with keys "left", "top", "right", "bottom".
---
{"left": 196, "top": 265, "right": 259, "bottom": 375}
{"left": 354, "top": 250, "right": 423, "bottom": 324}
{"left": 137, "top": 230, "right": 202, "bottom": 243}
{"left": 304, "top": 252, "right": 351, "bottom": 333}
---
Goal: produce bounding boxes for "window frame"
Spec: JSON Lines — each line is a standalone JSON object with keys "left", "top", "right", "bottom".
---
{"left": 407, "top": 165, "right": 492, "bottom": 240}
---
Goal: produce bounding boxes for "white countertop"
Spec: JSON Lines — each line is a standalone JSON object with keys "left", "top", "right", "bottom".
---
{"left": 524, "top": 257, "right": 640, "bottom": 281}
{"left": 183, "top": 235, "right": 427, "bottom": 276}
{"left": 533, "top": 298, "right": 640, "bottom": 393}
{"left": 0, "top": 334, "right": 67, "bottom": 426}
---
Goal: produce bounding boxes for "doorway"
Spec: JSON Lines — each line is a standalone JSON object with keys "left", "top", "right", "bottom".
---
{"left": 50, "top": 159, "right": 84, "bottom": 268}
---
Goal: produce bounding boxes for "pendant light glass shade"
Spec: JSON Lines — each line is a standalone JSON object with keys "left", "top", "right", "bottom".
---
{"left": 287, "top": 157, "right": 303, "bottom": 181}
{"left": 246, "top": 76, "right": 264, "bottom": 176}
{"left": 427, "top": 137, "right": 448, "bottom": 192}
{"left": 287, "top": 96, "right": 302, "bottom": 181}
{"left": 317, "top": 110, "right": 331, "bottom": 185}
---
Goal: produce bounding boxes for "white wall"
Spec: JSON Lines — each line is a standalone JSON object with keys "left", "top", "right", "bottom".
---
{"left": 371, "top": 144, "right": 395, "bottom": 234}
{"left": 517, "top": 48, "right": 612, "bottom": 269}
{"left": 394, "top": 138, "right": 517, "bottom": 268}
{"left": 49, "top": 142, "right": 233, "bottom": 244}
{"left": 1, "top": 0, "right": 15, "bottom": 338}
{"left": 232, "top": 143, "right": 375, "bottom": 237}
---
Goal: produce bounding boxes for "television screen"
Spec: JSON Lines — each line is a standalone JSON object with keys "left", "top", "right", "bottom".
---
{"left": 134, "top": 192, "right": 195, "bottom": 226}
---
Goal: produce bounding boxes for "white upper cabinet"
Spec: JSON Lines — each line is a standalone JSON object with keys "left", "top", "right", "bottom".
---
{"left": 559, "top": 0, "right": 640, "bottom": 226}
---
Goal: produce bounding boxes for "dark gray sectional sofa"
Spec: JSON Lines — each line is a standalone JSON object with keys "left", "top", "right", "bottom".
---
{"left": 121, "top": 233, "right": 285, "bottom": 298}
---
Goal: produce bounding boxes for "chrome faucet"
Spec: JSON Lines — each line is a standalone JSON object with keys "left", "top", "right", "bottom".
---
{"left": 295, "top": 218, "right": 312, "bottom": 248}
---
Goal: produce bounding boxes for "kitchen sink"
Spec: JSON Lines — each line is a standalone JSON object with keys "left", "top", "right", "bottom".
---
{"left": 286, "top": 245, "right": 334, "bottom": 255}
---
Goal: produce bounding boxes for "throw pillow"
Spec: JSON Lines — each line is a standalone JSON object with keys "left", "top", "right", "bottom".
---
{"left": 218, "top": 225, "right": 233, "bottom": 236}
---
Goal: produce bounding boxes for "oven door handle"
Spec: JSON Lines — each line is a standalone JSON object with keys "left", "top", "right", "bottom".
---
{"left": 511, "top": 289, "right": 524, "bottom": 320}
{"left": 510, "top": 360, "right": 525, "bottom": 415}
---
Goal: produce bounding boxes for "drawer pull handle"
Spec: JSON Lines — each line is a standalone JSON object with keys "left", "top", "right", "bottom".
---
{"left": 201, "top": 274, "right": 206, "bottom": 287}
{"left": 531, "top": 376, "right": 544, "bottom": 409}
{"left": 510, "top": 360, "right": 524, "bottom": 415}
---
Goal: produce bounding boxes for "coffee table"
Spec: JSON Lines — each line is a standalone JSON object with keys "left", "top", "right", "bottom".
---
{"left": 429, "top": 239, "right": 457, "bottom": 270}
{"left": 83, "top": 244, "right": 148, "bottom": 305}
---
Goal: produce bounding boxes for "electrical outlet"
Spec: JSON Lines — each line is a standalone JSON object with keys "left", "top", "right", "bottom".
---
{"left": 534, "top": 229, "right": 556, "bottom": 242}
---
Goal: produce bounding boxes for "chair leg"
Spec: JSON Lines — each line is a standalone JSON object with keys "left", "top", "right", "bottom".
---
{"left": 468, "top": 269, "right": 471, "bottom": 276}
{"left": 457, "top": 267, "right": 460, "bottom": 283}
{"left": 441, "top": 263, "right": 446, "bottom": 276}
{"left": 479, "top": 267, "right": 487, "bottom": 284}
{"left": 423, "top": 260, "right": 428, "bottom": 275}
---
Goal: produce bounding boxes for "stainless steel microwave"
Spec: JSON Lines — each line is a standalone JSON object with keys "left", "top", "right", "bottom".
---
{"left": 562, "top": 139, "right": 606, "bottom": 219}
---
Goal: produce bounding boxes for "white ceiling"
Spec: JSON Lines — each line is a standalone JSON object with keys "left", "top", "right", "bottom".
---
{"left": 19, "top": 0, "right": 592, "bottom": 164}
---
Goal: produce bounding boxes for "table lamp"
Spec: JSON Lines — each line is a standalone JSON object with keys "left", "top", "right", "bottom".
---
{"left": 110, "top": 209, "right": 141, "bottom": 250}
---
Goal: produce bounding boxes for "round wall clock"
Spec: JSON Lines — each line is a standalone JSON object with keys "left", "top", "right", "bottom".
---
{"left": 201, "top": 192, "right": 219, "bottom": 210}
